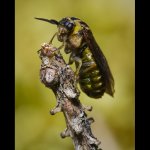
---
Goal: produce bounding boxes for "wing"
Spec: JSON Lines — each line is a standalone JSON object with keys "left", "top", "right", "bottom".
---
{"left": 80, "top": 23, "right": 115, "bottom": 97}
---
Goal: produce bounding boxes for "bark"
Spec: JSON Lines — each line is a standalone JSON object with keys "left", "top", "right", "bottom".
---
{"left": 38, "top": 43, "right": 102, "bottom": 150}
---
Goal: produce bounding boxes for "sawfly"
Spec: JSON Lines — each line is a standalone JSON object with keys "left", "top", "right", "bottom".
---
{"left": 35, "top": 17, "right": 115, "bottom": 98}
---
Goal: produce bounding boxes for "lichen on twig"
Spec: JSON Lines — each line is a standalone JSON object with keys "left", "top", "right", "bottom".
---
{"left": 38, "top": 42, "right": 102, "bottom": 150}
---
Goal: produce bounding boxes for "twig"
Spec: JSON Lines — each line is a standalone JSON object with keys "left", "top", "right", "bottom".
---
{"left": 38, "top": 43, "right": 102, "bottom": 150}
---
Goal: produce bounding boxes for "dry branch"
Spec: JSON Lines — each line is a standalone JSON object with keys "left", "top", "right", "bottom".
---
{"left": 38, "top": 43, "right": 102, "bottom": 150}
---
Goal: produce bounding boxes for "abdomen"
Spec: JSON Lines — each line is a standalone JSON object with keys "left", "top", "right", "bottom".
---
{"left": 79, "top": 48, "right": 106, "bottom": 98}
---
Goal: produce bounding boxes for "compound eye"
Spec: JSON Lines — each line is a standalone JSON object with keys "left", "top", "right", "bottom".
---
{"left": 65, "top": 22, "right": 74, "bottom": 31}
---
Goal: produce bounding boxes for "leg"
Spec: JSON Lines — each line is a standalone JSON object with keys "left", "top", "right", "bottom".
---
{"left": 81, "top": 63, "right": 96, "bottom": 74}
{"left": 49, "top": 32, "right": 57, "bottom": 44}
{"left": 74, "top": 56, "right": 82, "bottom": 77}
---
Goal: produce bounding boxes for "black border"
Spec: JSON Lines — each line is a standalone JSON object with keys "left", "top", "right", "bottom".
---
{"left": 1, "top": 0, "right": 14, "bottom": 149}
{"left": 136, "top": 0, "right": 148, "bottom": 150}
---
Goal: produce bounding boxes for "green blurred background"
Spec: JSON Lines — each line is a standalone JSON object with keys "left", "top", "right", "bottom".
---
{"left": 15, "top": 0, "right": 135, "bottom": 150}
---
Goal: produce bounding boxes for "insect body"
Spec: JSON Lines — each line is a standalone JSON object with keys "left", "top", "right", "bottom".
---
{"left": 35, "top": 17, "right": 115, "bottom": 98}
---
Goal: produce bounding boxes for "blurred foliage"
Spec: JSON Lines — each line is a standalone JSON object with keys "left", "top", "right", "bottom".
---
{"left": 15, "top": 0, "right": 134, "bottom": 150}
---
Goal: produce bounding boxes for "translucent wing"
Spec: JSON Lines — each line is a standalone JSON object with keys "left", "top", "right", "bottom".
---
{"left": 80, "top": 23, "right": 115, "bottom": 96}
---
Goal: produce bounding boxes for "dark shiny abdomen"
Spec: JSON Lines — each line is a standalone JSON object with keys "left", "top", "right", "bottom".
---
{"left": 79, "top": 48, "right": 106, "bottom": 98}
